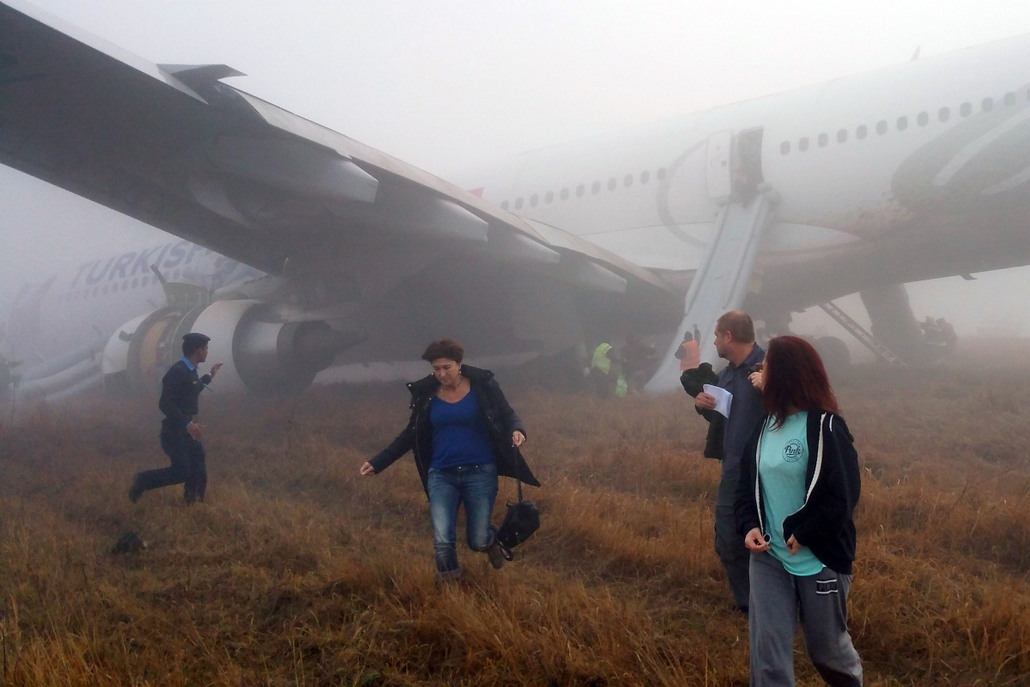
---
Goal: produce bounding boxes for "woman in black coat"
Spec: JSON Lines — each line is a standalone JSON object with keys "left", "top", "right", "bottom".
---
{"left": 360, "top": 339, "right": 538, "bottom": 579}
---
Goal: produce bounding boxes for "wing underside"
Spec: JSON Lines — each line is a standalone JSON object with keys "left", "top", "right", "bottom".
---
{"left": 0, "top": 0, "right": 681, "bottom": 370}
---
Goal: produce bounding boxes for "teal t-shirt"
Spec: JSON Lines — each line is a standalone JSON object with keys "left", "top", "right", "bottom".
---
{"left": 758, "top": 411, "right": 824, "bottom": 576}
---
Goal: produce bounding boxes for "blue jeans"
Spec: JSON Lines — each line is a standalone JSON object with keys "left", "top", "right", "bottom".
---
{"left": 426, "top": 462, "right": 499, "bottom": 576}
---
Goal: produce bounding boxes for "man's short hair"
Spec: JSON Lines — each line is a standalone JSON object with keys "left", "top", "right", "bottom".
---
{"left": 422, "top": 338, "right": 464, "bottom": 363}
{"left": 182, "top": 332, "right": 211, "bottom": 357}
{"left": 716, "top": 311, "right": 755, "bottom": 344}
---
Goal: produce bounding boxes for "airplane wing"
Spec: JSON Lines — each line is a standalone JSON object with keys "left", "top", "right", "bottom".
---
{"left": 0, "top": 0, "right": 681, "bottom": 373}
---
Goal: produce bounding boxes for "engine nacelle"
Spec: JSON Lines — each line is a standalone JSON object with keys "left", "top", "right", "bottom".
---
{"left": 102, "top": 300, "right": 361, "bottom": 396}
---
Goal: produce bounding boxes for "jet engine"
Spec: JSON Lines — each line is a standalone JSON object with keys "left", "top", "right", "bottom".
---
{"left": 101, "top": 299, "right": 362, "bottom": 396}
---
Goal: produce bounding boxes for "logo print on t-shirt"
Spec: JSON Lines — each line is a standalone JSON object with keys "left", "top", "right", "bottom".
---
{"left": 783, "top": 439, "right": 804, "bottom": 462}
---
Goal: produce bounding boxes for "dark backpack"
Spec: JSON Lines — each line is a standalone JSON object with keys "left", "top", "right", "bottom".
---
{"left": 495, "top": 480, "right": 540, "bottom": 558}
{"left": 496, "top": 498, "right": 540, "bottom": 549}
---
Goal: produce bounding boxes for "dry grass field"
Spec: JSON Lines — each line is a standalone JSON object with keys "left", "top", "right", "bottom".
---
{"left": 2, "top": 341, "right": 1030, "bottom": 686}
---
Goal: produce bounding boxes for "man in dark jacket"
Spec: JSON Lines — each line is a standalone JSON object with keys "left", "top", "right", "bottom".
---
{"left": 693, "top": 311, "right": 765, "bottom": 612}
{"left": 129, "top": 332, "right": 222, "bottom": 504}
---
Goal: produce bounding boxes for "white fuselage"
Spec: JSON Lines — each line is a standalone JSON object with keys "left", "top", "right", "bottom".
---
{"left": 454, "top": 33, "right": 1030, "bottom": 294}
{"left": 8, "top": 32, "right": 1030, "bottom": 385}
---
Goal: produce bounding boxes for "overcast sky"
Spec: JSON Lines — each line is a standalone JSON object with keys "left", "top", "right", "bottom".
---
{"left": 3, "top": 0, "right": 1030, "bottom": 336}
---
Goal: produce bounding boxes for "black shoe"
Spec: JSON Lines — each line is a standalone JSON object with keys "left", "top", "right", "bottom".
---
{"left": 128, "top": 479, "right": 143, "bottom": 503}
{"left": 487, "top": 541, "right": 506, "bottom": 570}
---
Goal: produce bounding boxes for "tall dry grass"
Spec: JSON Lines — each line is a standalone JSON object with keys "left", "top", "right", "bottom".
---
{"left": 1, "top": 350, "right": 1030, "bottom": 686}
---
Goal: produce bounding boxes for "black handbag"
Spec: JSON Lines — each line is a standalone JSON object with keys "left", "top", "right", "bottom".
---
{"left": 495, "top": 479, "right": 540, "bottom": 559}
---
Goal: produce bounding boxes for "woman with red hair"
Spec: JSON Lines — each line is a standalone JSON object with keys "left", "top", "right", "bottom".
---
{"left": 734, "top": 336, "right": 863, "bottom": 687}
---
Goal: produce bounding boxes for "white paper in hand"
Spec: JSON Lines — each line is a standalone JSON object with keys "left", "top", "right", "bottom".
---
{"left": 703, "top": 384, "right": 733, "bottom": 419}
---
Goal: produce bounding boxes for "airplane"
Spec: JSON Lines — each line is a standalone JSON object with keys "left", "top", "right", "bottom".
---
{"left": 2, "top": 0, "right": 1029, "bottom": 401}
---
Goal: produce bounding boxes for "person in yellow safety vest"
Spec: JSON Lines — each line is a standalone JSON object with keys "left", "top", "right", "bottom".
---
{"left": 675, "top": 331, "right": 701, "bottom": 371}
{"left": 589, "top": 341, "right": 621, "bottom": 398}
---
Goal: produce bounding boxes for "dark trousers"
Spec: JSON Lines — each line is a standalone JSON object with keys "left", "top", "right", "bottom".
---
{"left": 589, "top": 367, "right": 611, "bottom": 398}
{"left": 134, "top": 427, "right": 207, "bottom": 503}
{"left": 716, "top": 476, "right": 751, "bottom": 610}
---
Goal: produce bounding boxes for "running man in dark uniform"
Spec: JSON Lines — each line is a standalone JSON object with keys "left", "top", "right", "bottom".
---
{"left": 129, "top": 332, "right": 222, "bottom": 504}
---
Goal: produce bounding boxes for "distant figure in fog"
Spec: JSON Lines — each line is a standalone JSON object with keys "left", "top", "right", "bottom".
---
{"left": 675, "top": 331, "right": 701, "bottom": 372}
{"left": 735, "top": 336, "right": 862, "bottom": 687}
{"left": 621, "top": 334, "right": 657, "bottom": 394}
{"left": 129, "top": 333, "right": 222, "bottom": 504}
{"left": 0, "top": 352, "right": 12, "bottom": 401}
{"left": 920, "top": 316, "right": 943, "bottom": 345}
{"left": 693, "top": 311, "right": 765, "bottom": 612}
{"left": 937, "top": 317, "right": 958, "bottom": 354}
{"left": 359, "top": 339, "right": 539, "bottom": 580}
{"left": 589, "top": 339, "right": 621, "bottom": 398}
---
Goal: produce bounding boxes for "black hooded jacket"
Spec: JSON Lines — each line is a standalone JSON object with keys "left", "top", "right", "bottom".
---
{"left": 734, "top": 411, "right": 861, "bottom": 574}
{"left": 368, "top": 365, "right": 539, "bottom": 495}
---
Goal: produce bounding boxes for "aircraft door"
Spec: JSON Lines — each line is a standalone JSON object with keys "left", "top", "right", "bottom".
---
{"left": 706, "top": 128, "right": 766, "bottom": 204}
{"left": 705, "top": 130, "right": 733, "bottom": 202}
{"left": 735, "top": 127, "right": 764, "bottom": 201}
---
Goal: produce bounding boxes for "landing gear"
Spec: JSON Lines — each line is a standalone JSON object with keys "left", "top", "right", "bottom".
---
{"left": 813, "top": 336, "right": 851, "bottom": 373}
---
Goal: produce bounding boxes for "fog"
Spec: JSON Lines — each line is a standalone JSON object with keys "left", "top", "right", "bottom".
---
{"left": 3, "top": 0, "right": 1030, "bottom": 340}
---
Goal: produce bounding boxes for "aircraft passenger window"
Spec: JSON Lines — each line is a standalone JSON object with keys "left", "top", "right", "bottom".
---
{"left": 641, "top": 171, "right": 650, "bottom": 183}
{"left": 876, "top": 121, "right": 887, "bottom": 135}
{"left": 780, "top": 141, "right": 790, "bottom": 155}
{"left": 856, "top": 125, "right": 868, "bottom": 139}
{"left": 896, "top": 116, "right": 908, "bottom": 131}
{"left": 102, "top": 285, "right": 109, "bottom": 295}
{"left": 592, "top": 181, "right": 601, "bottom": 194}
{"left": 657, "top": 168, "right": 667, "bottom": 180}
{"left": 576, "top": 184, "right": 585, "bottom": 197}
{"left": 545, "top": 191, "right": 554, "bottom": 204}
{"left": 607, "top": 178, "right": 617, "bottom": 191}
{"left": 530, "top": 194, "right": 539, "bottom": 207}
{"left": 141, "top": 276, "right": 149, "bottom": 287}
{"left": 938, "top": 107, "right": 950, "bottom": 122}
{"left": 501, "top": 200, "right": 509, "bottom": 210}
{"left": 836, "top": 129, "right": 847, "bottom": 143}
{"left": 560, "top": 188, "right": 569, "bottom": 201}
{"left": 515, "top": 198, "right": 524, "bottom": 209}
{"left": 817, "top": 133, "right": 828, "bottom": 147}
{"left": 982, "top": 97, "right": 994, "bottom": 112}
{"left": 960, "top": 102, "right": 972, "bottom": 117}
{"left": 1005, "top": 92, "right": 1016, "bottom": 106}
{"left": 798, "top": 137, "right": 809, "bottom": 152}
{"left": 132, "top": 278, "right": 139, "bottom": 289}
{"left": 917, "top": 112, "right": 928, "bottom": 126}
{"left": 624, "top": 174, "right": 633, "bottom": 188}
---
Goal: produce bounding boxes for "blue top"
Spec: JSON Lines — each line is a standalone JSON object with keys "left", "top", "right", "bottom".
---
{"left": 758, "top": 411, "right": 824, "bottom": 575}
{"left": 430, "top": 389, "right": 495, "bottom": 470}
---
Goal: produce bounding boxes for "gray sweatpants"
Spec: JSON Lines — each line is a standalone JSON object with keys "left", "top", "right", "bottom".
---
{"left": 749, "top": 551, "right": 862, "bottom": 687}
